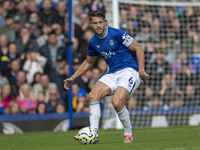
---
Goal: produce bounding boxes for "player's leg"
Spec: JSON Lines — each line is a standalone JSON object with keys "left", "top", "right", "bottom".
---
{"left": 112, "top": 68, "right": 140, "bottom": 143}
{"left": 74, "top": 81, "right": 111, "bottom": 143}
{"left": 88, "top": 81, "right": 112, "bottom": 134}
{"left": 112, "top": 86, "right": 134, "bottom": 142}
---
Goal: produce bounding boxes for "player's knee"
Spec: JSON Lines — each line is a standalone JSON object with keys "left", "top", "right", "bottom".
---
{"left": 112, "top": 99, "right": 124, "bottom": 112}
{"left": 89, "top": 91, "right": 97, "bottom": 101}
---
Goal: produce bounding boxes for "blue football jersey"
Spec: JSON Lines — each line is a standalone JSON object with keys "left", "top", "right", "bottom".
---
{"left": 88, "top": 26, "right": 138, "bottom": 73}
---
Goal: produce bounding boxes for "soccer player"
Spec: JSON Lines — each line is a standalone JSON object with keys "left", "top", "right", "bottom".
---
{"left": 64, "top": 10, "right": 148, "bottom": 143}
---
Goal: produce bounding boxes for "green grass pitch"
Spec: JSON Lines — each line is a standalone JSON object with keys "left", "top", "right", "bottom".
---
{"left": 0, "top": 126, "right": 200, "bottom": 150}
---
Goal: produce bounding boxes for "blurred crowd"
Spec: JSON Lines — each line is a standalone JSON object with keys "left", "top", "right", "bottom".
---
{"left": 0, "top": 0, "right": 200, "bottom": 116}
{"left": 0, "top": 0, "right": 106, "bottom": 115}
{"left": 118, "top": 3, "right": 200, "bottom": 111}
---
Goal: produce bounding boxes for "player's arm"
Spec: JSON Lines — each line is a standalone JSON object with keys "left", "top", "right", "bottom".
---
{"left": 128, "top": 40, "right": 148, "bottom": 81}
{"left": 64, "top": 56, "right": 98, "bottom": 90}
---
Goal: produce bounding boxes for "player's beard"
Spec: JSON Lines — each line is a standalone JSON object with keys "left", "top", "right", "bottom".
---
{"left": 96, "top": 25, "right": 106, "bottom": 37}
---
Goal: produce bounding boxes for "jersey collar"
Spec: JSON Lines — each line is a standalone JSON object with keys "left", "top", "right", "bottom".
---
{"left": 98, "top": 26, "right": 108, "bottom": 39}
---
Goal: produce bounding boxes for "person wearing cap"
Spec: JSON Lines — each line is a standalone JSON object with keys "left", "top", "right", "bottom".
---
{"left": 13, "top": 15, "right": 22, "bottom": 39}
{"left": 0, "top": 14, "right": 15, "bottom": 42}
{"left": 73, "top": 88, "right": 89, "bottom": 112}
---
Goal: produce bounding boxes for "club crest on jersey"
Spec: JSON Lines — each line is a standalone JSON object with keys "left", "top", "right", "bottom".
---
{"left": 101, "top": 51, "right": 116, "bottom": 59}
{"left": 109, "top": 39, "right": 115, "bottom": 46}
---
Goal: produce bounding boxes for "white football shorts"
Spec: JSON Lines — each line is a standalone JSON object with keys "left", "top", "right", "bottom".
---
{"left": 98, "top": 67, "right": 140, "bottom": 95}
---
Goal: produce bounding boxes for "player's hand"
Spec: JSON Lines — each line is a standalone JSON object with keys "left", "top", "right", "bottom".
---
{"left": 139, "top": 70, "right": 149, "bottom": 81}
{"left": 63, "top": 78, "right": 74, "bottom": 90}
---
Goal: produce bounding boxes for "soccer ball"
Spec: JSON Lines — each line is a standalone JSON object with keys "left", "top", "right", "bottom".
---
{"left": 77, "top": 127, "right": 96, "bottom": 144}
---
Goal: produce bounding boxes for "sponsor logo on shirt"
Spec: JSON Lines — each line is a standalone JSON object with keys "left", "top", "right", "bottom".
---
{"left": 101, "top": 51, "right": 116, "bottom": 59}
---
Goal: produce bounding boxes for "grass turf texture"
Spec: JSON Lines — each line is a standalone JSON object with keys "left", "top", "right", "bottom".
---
{"left": 0, "top": 126, "right": 200, "bottom": 150}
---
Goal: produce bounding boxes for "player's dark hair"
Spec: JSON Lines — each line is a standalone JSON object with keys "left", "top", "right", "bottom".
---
{"left": 89, "top": 10, "right": 105, "bottom": 21}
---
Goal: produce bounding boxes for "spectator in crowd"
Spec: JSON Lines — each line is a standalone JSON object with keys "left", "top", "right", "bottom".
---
{"left": 72, "top": 37, "right": 83, "bottom": 61}
{"left": 97, "top": 57, "right": 107, "bottom": 76}
{"left": 46, "top": 87, "right": 64, "bottom": 113}
{"left": 0, "top": 73, "right": 9, "bottom": 89}
{"left": 75, "top": 70, "right": 91, "bottom": 93}
{"left": 0, "top": 34, "right": 9, "bottom": 56}
{"left": 165, "top": 33, "right": 180, "bottom": 64}
{"left": 151, "top": 18, "right": 161, "bottom": 42}
{"left": 31, "top": 72, "right": 42, "bottom": 86}
{"left": 73, "top": 88, "right": 89, "bottom": 112}
{"left": 90, "top": 0, "right": 105, "bottom": 13}
{"left": 120, "top": 9, "right": 128, "bottom": 31}
{"left": 144, "top": 37, "right": 157, "bottom": 67}
{"left": 39, "top": 31, "right": 66, "bottom": 78}
{"left": 56, "top": 1, "right": 67, "bottom": 25}
{"left": 139, "top": 86, "right": 154, "bottom": 109}
{"left": 175, "top": 59, "right": 196, "bottom": 91}
{"left": 159, "top": 73, "right": 176, "bottom": 105}
{"left": 79, "top": 0, "right": 91, "bottom": 14}
{"left": 0, "top": 83, "right": 13, "bottom": 112}
{"left": 172, "top": 19, "right": 182, "bottom": 40}
{"left": 190, "top": 44, "right": 200, "bottom": 74}
{"left": 11, "top": 70, "right": 27, "bottom": 99}
{"left": 128, "top": 6, "right": 140, "bottom": 31}
{"left": 52, "top": 56, "right": 68, "bottom": 101}
{"left": 157, "top": 6, "right": 168, "bottom": 33}
{"left": 0, "top": 36, "right": 10, "bottom": 75}
{"left": 28, "top": 12, "right": 41, "bottom": 39}
{"left": 0, "top": 6, "right": 5, "bottom": 28}
{"left": 0, "top": 14, "right": 15, "bottom": 42}
{"left": 36, "top": 91, "right": 47, "bottom": 103}
{"left": 1, "top": 42, "right": 25, "bottom": 75}
{"left": 1, "top": 0, "right": 15, "bottom": 17}
{"left": 15, "top": 0, "right": 28, "bottom": 25}
{"left": 5, "top": 59, "right": 21, "bottom": 83}
{"left": 52, "top": 22, "right": 65, "bottom": 47}
{"left": 88, "top": 67, "right": 101, "bottom": 90}
{"left": 9, "top": 42, "right": 25, "bottom": 64}
{"left": 170, "top": 93, "right": 183, "bottom": 109}
{"left": 36, "top": 102, "right": 46, "bottom": 114}
{"left": 36, "top": 23, "right": 52, "bottom": 48}
{"left": 143, "top": 94, "right": 164, "bottom": 110}
{"left": 79, "top": 13, "right": 90, "bottom": 32}
{"left": 8, "top": 101, "right": 21, "bottom": 115}
{"left": 55, "top": 102, "right": 66, "bottom": 114}
{"left": 38, "top": 0, "right": 60, "bottom": 25}
{"left": 13, "top": 15, "right": 23, "bottom": 39}
{"left": 197, "top": 15, "right": 200, "bottom": 37}
{"left": 73, "top": 3, "right": 82, "bottom": 26}
{"left": 23, "top": 50, "right": 47, "bottom": 84}
{"left": 171, "top": 50, "right": 190, "bottom": 77}
{"left": 27, "top": 0, "right": 38, "bottom": 15}
{"left": 143, "top": 10, "right": 153, "bottom": 27}
{"left": 15, "top": 26, "right": 39, "bottom": 54}
{"left": 178, "top": 6, "right": 197, "bottom": 38}
{"left": 183, "top": 84, "right": 199, "bottom": 108}
{"left": 79, "top": 28, "right": 95, "bottom": 59}
{"left": 124, "top": 19, "right": 136, "bottom": 37}
{"left": 181, "top": 25, "right": 199, "bottom": 55}
{"left": 16, "top": 83, "right": 37, "bottom": 114}
{"left": 135, "top": 21, "right": 157, "bottom": 49}
{"left": 147, "top": 48, "right": 170, "bottom": 87}
{"left": 127, "top": 96, "right": 138, "bottom": 110}
{"left": 33, "top": 74, "right": 58, "bottom": 101}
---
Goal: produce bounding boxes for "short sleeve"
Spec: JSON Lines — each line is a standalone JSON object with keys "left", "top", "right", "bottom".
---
{"left": 117, "top": 29, "right": 134, "bottom": 48}
{"left": 87, "top": 41, "right": 99, "bottom": 56}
